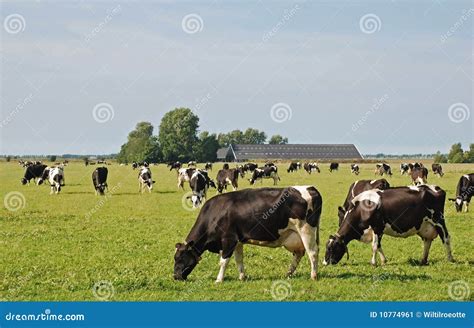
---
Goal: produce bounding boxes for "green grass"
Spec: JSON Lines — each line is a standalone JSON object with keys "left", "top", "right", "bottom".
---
{"left": 0, "top": 161, "right": 473, "bottom": 301}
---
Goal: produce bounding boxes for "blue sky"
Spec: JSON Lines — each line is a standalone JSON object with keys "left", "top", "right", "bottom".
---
{"left": 1, "top": 0, "right": 472, "bottom": 155}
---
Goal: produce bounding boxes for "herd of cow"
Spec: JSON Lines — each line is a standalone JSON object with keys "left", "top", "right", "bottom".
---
{"left": 16, "top": 159, "right": 473, "bottom": 283}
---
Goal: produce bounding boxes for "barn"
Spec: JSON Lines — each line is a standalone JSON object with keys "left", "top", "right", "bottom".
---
{"left": 216, "top": 144, "right": 363, "bottom": 162}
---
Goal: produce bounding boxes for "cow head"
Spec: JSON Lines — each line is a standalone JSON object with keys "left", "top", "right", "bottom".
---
{"left": 449, "top": 197, "right": 463, "bottom": 212}
{"left": 174, "top": 241, "right": 201, "bottom": 280}
{"left": 96, "top": 183, "right": 107, "bottom": 195}
{"left": 236, "top": 166, "right": 245, "bottom": 178}
{"left": 37, "top": 168, "right": 50, "bottom": 185}
{"left": 324, "top": 234, "right": 348, "bottom": 265}
{"left": 21, "top": 178, "right": 28, "bottom": 185}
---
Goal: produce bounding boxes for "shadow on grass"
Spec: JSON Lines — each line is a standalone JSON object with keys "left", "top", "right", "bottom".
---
{"left": 323, "top": 271, "right": 431, "bottom": 281}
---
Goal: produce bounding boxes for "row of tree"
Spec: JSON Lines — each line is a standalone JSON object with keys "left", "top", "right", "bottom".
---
{"left": 434, "top": 143, "right": 474, "bottom": 163}
{"left": 116, "top": 108, "right": 289, "bottom": 163}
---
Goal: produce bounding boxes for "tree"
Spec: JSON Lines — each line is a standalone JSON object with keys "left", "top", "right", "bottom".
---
{"left": 269, "top": 135, "right": 288, "bottom": 144}
{"left": 217, "top": 128, "right": 267, "bottom": 147}
{"left": 433, "top": 151, "right": 447, "bottom": 163}
{"left": 117, "top": 122, "right": 161, "bottom": 163}
{"left": 466, "top": 144, "right": 474, "bottom": 163}
{"left": 158, "top": 108, "right": 199, "bottom": 162}
{"left": 448, "top": 143, "right": 464, "bottom": 163}
{"left": 5, "top": 156, "right": 11, "bottom": 162}
{"left": 242, "top": 128, "right": 266, "bottom": 144}
{"left": 194, "top": 131, "right": 219, "bottom": 162}
{"left": 50, "top": 155, "right": 57, "bottom": 162}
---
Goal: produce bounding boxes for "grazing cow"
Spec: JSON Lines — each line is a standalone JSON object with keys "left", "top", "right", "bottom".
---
{"left": 138, "top": 167, "right": 155, "bottom": 193}
{"left": 287, "top": 162, "right": 299, "bottom": 173}
{"left": 329, "top": 163, "right": 339, "bottom": 172}
{"left": 188, "top": 161, "right": 197, "bottom": 167}
{"left": 350, "top": 164, "right": 360, "bottom": 175}
{"left": 204, "top": 162, "right": 213, "bottom": 171}
{"left": 303, "top": 162, "right": 320, "bottom": 174}
{"left": 174, "top": 186, "right": 323, "bottom": 282}
{"left": 375, "top": 163, "right": 392, "bottom": 176}
{"left": 242, "top": 163, "right": 258, "bottom": 173}
{"left": 187, "top": 170, "right": 216, "bottom": 207}
{"left": 249, "top": 166, "right": 280, "bottom": 185}
{"left": 216, "top": 167, "right": 245, "bottom": 193}
{"left": 92, "top": 167, "right": 108, "bottom": 195}
{"left": 264, "top": 162, "right": 275, "bottom": 167}
{"left": 432, "top": 164, "right": 444, "bottom": 177}
{"left": 21, "top": 164, "right": 47, "bottom": 185}
{"left": 38, "top": 166, "right": 65, "bottom": 194}
{"left": 177, "top": 168, "right": 196, "bottom": 189}
{"left": 400, "top": 163, "right": 409, "bottom": 175}
{"left": 408, "top": 162, "right": 423, "bottom": 173}
{"left": 449, "top": 173, "right": 474, "bottom": 212}
{"left": 324, "top": 185, "right": 453, "bottom": 266}
{"left": 168, "top": 161, "right": 182, "bottom": 171}
{"left": 411, "top": 167, "right": 428, "bottom": 185}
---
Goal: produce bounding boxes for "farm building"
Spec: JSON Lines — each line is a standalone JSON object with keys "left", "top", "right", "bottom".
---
{"left": 216, "top": 144, "right": 363, "bottom": 161}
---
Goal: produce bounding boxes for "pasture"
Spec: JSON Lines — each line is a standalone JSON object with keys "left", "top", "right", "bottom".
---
{"left": 1, "top": 161, "right": 472, "bottom": 301}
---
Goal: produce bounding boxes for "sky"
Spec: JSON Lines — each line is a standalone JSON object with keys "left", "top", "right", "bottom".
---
{"left": 1, "top": 0, "right": 472, "bottom": 155}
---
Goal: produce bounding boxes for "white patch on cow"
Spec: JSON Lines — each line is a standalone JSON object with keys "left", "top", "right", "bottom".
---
{"left": 291, "top": 186, "right": 313, "bottom": 212}
{"left": 418, "top": 218, "right": 438, "bottom": 240}
{"left": 351, "top": 190, "right": 381, "bottom": 206}
{"left": 384, "top": 223, "right": 417, "bottom": 238}
{"left": 351, "top": 181, "right": 359, "bottom": 198}
{"left": 360, "top": 227, "right": 373, "bottom": 243}
{"left": 455, "top": 198, "right": 462, "bottom": 206}
{"left": 409, "top": 186, "right": 419, "bottom": 191}
{"left": 370, "top": 180, "right": 377, "bottom": 184}
{"left": 463, "top": 174, "right": 469, "bottom": 179}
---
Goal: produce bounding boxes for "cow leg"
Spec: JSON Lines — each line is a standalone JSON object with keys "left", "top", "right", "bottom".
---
{"left": 463, "top": 201, "right": 469, "bottom": 212}
{"left": 216, "top": 240, "right": 237, "bottom": 283}
{"left": 421, "top": 238, "right": 432, "bottom": 265}
{"left": 286, "top": 250, "right": 304, "bottom": 277}
{"left": 370, "top": 234, "right": 379, "bottom": 266}
{"left": 234, "top": 243, "right": 245, "bottom": 280}
{"left": 433, "top": 221, "right": 454, "bottom": 262}
{"left": 216, "top": 255, "right": 231, "bottom": 283}
{"left": 298, "top": 224, "right": 318, "bottom": 280}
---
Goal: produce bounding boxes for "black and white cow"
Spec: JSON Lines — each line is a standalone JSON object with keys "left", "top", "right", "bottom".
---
{"left": 216, "top": 167, "right": 245, "bottom": 193}
{"left": 177, "top": 168, "right": 196, "bottom": 189}
{"left": 138, "top": 167, "right": 155, "bottom": 193}
{"left": 350, "top": 164, "right": 360, "bottom": 175}
{"left": 38, "top": 166, "right": 65, "bottom": 194}
{"left": 168, "top": 161, "right": 182, "bottom": 171}
{"left": 21, "top": 164, "right": 47, "bottom": 185}
{"left": 408, "top": 162, "right": 423, "bottom": 173}
{"left": 174, "top": 186, "right": 322, "bottom": 282}
{"left": 304, "top": 162, "right": 320, "bottom": 174}
{"left": 375, "top": 163, "right": 392, "bottom": 176}
{"left": 432, "top": 164, "right": 444, "bottom": 177}
{"left": 92, "top": 167, "right": 108, "bottom": 195}
{"left": 249, "top": 166, "right": 280, "bottom": 185}
{"left": 325, "top": 185, "right": 453, "bottom": 266}
{"left": 242, "top": 163, "right": 258, "bottom": 173}
{"left": 329, "top": 163, "right": 339, "bottom": 172}
{"left": 187, "top": 170, "right": 216, "bottom": 208}
{"left": 188, "top": 161, "right": 197, "bottom": 167}
{"left": 411, "top": 167, "right": 428, "bottom": 185}
{"left": 204, "top": 162, "right": 213, "bottom": 171}
{"left": 449, "top": 173, "right": 474, "bottom": 212}
{"left": 400, "top": 163, "right": 409, "bottom": 175}
{"left": 287, "top": 162, "right": 299, "bottom": 173}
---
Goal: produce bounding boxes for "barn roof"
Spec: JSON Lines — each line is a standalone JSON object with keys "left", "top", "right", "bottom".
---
{"left": 216, "top": 144, "right": 363, "bottom": 161}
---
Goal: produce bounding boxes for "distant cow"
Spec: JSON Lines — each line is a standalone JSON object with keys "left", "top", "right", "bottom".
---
{"left": 287, "top": 162, "right": 299, "bottom": 173}
{"left": 329, "top": 163, "right": 339, "bottom": 172}
{"left": 449, "top": 173, "right": 474, "bottom": 212}
{"left": 375, "top": 163, "right": 392, "bottom": 176}
{"left": 242, "top": 163, "right": 258, "bottom": 173}
{"left": 325, "top": 185, "right": 453, "bottom": 266}
{"left": 187, "top": 170, "right": 216, "bottom": 208}
{"left": 38, "top": 166, "right": 65, "bottom": 194}
{"left": 350, "top": 164, "right": 360, "bottom": 175}
{"left": 177, "top": 168, "right": 196, "bottom": 189}
{"left": 411, "top": 167, "right": 428, "bottom": 185}
{"left": 174, "top": 186, "right": 322, "bottom": 282}
{"left": 168, "top": 161, "right": 182, "bottom": 171}
{"left": 188, "top": 161, "right": 197, "bottom": 167}
{"left": 92, "top": 167, "right": 108, "bottom": 195}
{"left": 249, "top": 166, "right": 280, "bottom": 185}
{"left": 400, "top": 163, "right": 409, "bottom": 175}
{"left": 432, "top": 164, "right": 444, "bottom": 177}
{"left": 138, "top": 167, "right": 155, "bottom": 193}
{"left": 216, "top": 167, "right": 245, "bottom": 193}
{"left": 408, "top": 162, "right": 423, "bottom": 173}
{"left": 264, "top": 162, "right": 275, "bottom": 167}
{"left": 21, "top": 164, "right": 47, "bottom": 185}
{"left": 303, "top": 162, "right": 320, "bottom": 174}
{"left": 204, "top": 162, "right": 213, "bottom": 171}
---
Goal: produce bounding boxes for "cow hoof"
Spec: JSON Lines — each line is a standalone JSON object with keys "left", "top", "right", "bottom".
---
{"left": 215, "top": 279, "right": 223, "bottom": 283}
{"left": 420, "top": 260, "right": 428, "bottom": 266}
{"left": 238, "top": 274, "right": 246, "bottom": 281}
{"left": 310, "top": 273, "right": 317, "bottom": 281}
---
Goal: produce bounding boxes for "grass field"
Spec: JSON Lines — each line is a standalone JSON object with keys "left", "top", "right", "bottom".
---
{"left": 1, "top": 161, "right": 472, "bottom": 301}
